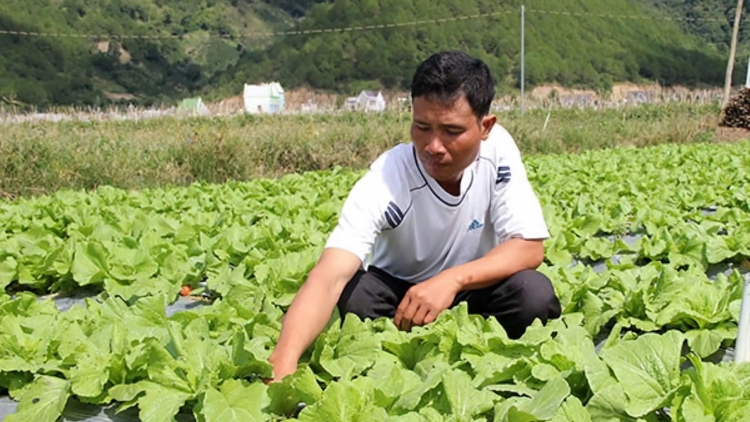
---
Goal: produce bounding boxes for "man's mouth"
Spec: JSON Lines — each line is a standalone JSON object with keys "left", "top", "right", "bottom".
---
{"left": 423, "top": 156, "right": 446, "bottom": 168}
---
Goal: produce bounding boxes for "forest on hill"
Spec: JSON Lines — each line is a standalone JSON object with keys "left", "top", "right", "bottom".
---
{"left": 0, "top": 0, "right": 314, "bottom": 108}
{"left": 0, "top": 0, "right": 748, "bottom": 108}
{"left": 635, "top": 0, "right": 750, "bottom": 52}
{"left": 220, "top": 0, "right": 734, "bottom": 98}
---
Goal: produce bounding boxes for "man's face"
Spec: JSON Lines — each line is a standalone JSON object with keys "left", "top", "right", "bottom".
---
{"left": 410, "top": 95, "right": 496, "bottom": 186}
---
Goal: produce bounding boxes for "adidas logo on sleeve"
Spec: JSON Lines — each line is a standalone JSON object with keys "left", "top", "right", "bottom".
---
{"left": 384, "top": 201, "right": 406, "bottom": 229}
{"left": 496, "top": 166, "right": 511, "bottom": 184}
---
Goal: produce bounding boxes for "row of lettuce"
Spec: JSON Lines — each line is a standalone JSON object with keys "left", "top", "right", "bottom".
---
{"left": 1, "top": 287, "right": 748, "bottom": 421}
{"left": 1, "top": 142, "right": 748, "bottom": 300}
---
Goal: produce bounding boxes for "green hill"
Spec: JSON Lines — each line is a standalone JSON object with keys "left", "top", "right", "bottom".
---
{"left": 1, "top": 0, "right": 748, "bottom": 108}
{"left": 634, "top": 0, "right": 750, "bottom": 52}
{"left": 219, "top": 0, "right": 731, "bottom": 97}
{"left": 0, "top": 0, "right": 309, "bottom": 108}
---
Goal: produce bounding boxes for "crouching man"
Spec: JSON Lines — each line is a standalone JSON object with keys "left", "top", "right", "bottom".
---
{"left": 268, "top": 51, "right": 561, "bottom": 383}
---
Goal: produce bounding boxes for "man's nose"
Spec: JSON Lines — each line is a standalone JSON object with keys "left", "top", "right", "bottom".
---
{"left": 425, "top": 135, "right": 446, "bottom": 155}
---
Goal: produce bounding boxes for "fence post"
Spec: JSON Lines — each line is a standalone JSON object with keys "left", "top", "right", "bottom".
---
{"left": 737, "top": 275, "right": 750, "bottom": 363}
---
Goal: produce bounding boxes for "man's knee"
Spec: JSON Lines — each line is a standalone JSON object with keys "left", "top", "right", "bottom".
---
{"left": 336, "top": 269, "right": 399, "bottom": 321}
{"left": 510, "top": 269, "right": 562, "bottom": 324}
{"left": 480, "top": 269, "right": 561, "bottom": 339}
{"left": 337, "top": 271, "right": 374, "bottom": 319}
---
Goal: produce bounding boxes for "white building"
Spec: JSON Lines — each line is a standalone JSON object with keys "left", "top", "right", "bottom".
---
{"left": 344, "top": 90, "right": 386, "bottom": 112}
{"left": 357, "top": 90, "right": 386, "bottom": 112}
{"left": 243, "top": 82, "right": 285, "bottom": 114}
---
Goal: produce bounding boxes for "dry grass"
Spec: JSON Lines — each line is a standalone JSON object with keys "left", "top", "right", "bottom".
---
{"left": 0, "top": 103, "right": 736, "bottom": 198}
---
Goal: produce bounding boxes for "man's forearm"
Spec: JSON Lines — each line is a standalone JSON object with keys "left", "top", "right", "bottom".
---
{"left": 269, "top": 247, "right": 361, "bottom": 381}
{"left": 448, "top": 238, "right": 545, "bottom": 291}
{"left": 269, "top": 271, "right": 342, "bottom": 366}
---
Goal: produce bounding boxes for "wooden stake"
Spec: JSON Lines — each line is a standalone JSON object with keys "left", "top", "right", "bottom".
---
{"left": 724, "top": 0, "right": 745, "bottom": 107}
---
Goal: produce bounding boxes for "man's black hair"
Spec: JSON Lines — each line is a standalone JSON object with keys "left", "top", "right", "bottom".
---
{"left": 410, "top": 51, "right": 496, "bottom": 119}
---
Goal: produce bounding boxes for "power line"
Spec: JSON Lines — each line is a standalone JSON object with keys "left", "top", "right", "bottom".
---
{"left": 0, "top": 8, "right": 732, "bottom": 41}
{"left": 0, "top": 10, "right": 515, "bottom": 40}
{"left": 528, "top": 9, "right": 730, "bottom": 22}
{"left": 0, "top": 30, "right": 181, "bottom": 40}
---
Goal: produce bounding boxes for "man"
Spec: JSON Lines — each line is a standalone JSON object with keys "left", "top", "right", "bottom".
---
{"left": 268, "top": 51, "right": 561, "bottom": 382}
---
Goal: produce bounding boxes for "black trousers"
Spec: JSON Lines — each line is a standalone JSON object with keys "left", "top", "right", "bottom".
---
{"left": 337, "top": 266, "right": 562, "bottom": 339}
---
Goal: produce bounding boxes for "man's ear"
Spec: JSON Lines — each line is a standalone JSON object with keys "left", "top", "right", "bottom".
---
{"left": 480, "top": 114, "right": 497, "bottom": 140}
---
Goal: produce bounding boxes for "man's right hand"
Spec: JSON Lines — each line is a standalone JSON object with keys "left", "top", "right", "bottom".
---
{"left": 267, "top": 353, "right": 299, "bottom": 384}
{"left": 263, "top": 248, "right": 361, "bottom": 384}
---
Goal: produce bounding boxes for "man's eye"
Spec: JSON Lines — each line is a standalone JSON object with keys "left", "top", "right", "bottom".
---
{"left": 446, "top": 129, "right": 464, "bottom": 135}
{"left": 416, "top": 126, "right": 430, "bottom": 131}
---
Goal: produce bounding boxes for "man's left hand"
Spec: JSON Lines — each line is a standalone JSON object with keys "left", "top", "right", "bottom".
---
{"left": 394, "top": 270, "right": 462, "bottom": 331}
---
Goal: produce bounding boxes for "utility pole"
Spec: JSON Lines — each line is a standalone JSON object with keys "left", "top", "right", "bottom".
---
{"left": 521, "top": 5, "right": 525, "bottom": 116}
{"left": 723, "top": 0, "right": 744, "bottom": 107}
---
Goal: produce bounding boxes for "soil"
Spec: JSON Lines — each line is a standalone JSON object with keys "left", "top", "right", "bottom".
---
{"left": 715, "top": 127, "right": 750, "bottom": 143}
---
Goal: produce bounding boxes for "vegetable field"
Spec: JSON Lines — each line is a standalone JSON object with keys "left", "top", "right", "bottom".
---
{"left": 1, "top": 141, "right": 750, "bottom": 421}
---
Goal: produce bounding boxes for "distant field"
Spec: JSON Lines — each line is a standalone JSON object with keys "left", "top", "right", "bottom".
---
{"left": 0, "top": 102, "right": 740, "bottom": 198}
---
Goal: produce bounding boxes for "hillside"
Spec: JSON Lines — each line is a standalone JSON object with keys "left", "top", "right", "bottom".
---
{"left": 0, "top": 0, "right": 748, "bottom": 108}
{"left": 635, "top": 0, "right": 750, "bottom": 52}
{"left": 0, "top": 0, "right": 316, "bottom": 108}
{"left": 218, "top": 0, "right": 731, "bottom": 97}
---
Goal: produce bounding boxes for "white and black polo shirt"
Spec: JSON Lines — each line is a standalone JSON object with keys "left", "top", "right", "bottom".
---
{"left": 325, "top": 123, "right": 550, "bottom": 284}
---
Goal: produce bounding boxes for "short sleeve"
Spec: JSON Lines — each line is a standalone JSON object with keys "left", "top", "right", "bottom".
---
{"left": 490, "top": 134, "right": 550, "bottom": 243}
{"left": 324, "top": 171, "right": 389, "bottom": 263}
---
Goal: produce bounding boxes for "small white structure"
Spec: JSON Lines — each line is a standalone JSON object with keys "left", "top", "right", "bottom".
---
{"left": 357, "top": 90, "right": 386, "bottom": 112}
{"left": 344, "top": 90, "right": 386, "bottom": 112}
{"left": 344, "top": 97, "right": 359, "bottom": 111}
{"left": 243, "top": 82, "right": 285, "bottom": 114}
{"left": 177, "top": 98, "right": 210, "bottom": 116}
